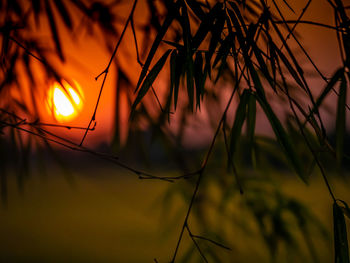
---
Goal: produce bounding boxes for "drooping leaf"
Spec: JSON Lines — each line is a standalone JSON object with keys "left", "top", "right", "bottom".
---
{"left": 194, "top": 51, "right": 205, "bottom": 109}
{"left": 213, "top": 33, "right": 234, "bottom": 68}
{"left": 53, "top": 0, "right": 73, "bottom": 30}
{"left": 135, "top": 3, "right": 178, "bottom": 92}
{"left": 32, "top": 0, "right": 42, "bottom": 26}
{"left": 333, "top": 202, "right": 350, "bottom": 263}
{"left": 45, "top": 0, "right": 64, "bottom": 61}
{"left": 336, "top": 74, "right": 347, "bottom": 167}
{"left": 255, "top": 90, "right": 307, "bottom": 182}
{"left": 179, "top": 0, "right": 195, "bottom": 110}
{"left": 229, "top": 89, "right": 250, "bottom": 157}
{"left": 192, "top": 2, "right": 223, "bottom": 49}
{"left": 246, "top": 92, "right": 256, "bottom": 165}
{"left": 313, "top": 68, "right": 344, "bottom": 114}
{"left": 206, "top": 9, "right": 225, "bottom": 76}
{"left": 170, "top": 49, "right": 177, "bottom": 108}
{"left": 132, "top": 49, "right": 172, "bottom": 111}
{"left": 174, "top": 51, "right": 184, "bottom": 110}
{"left": 248, "top": 63, "right": 266, "bottom": 99}
{"left": 212, "top": 29, "right": 235, "bottom": 84}
{"left": 271, "top": 41, "right": 304, "bottom": 88}
{"left": 228, "top": 1, "right": 248, "bottom": 35}
{"left": 186, "top": 0, "right": 206, "bottom": 21}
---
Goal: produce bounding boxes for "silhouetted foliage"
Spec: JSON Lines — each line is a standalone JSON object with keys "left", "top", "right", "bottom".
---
{"left": 0, "top": 0, "right": 349, "bottom": 262}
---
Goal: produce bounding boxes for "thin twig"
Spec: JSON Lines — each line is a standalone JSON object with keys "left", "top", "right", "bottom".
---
{"left": 192, "top": 235, "right": 232, "bottom": 251}
{"left": 170, "top": 67, "right": 245, "bottom": 262}
{"left": 80, "top": 0, "right": 139, "bottom": 146}
{"left": 8, "top": 36, "right": 46, "bottom": 64}
{"left": 274, "top": 19, "right": 344, "bottom": 31}
{"left": 186, "top": 224, "right": 209, "bottom": 263}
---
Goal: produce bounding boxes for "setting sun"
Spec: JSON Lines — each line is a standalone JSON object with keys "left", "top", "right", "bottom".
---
{"left": 47, "top": 81, "right": 84, "bottom": 122}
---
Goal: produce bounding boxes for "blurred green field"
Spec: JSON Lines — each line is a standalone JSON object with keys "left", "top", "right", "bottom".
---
{"left": 1, "top": 166, "right": 349, "bottom": 262}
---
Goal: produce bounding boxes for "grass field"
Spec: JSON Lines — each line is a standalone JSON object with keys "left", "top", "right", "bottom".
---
{"left": 1, "top": 164, "right": 349, "bottom": 262}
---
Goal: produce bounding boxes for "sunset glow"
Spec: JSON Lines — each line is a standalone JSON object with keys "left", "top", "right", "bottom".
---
{"left": 47, "top": 81, "right": 84, "bottom": 122}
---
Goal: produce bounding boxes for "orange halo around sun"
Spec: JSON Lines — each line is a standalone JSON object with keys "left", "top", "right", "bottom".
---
{"left": 47, "top": 80, "right": 84, "bottom": 122}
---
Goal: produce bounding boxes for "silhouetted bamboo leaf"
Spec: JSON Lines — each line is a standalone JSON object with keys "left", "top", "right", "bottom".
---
{"left": 32, "top": 0, "right": 42, "bottom": 19}
{"left": 186, "top": 0, "right": 206, "bottom": 21}
{"left": 45, "top": 0, "right": 65, "bottom": 61}
{"left": 336, "top": 74, "right": 347, "bottom": 167}
{"left": 247, "top": 92, "right": 256, "bottom": 165}
{"left": 255, "top": 92, "right": 307, "bottom": 182}
{"left": 268, "top": 41, "right": 277, "bottom": 92}
{"left": 268, "top": 16, "right": 309, "bottom": 92}
{"left": 213, "top": 33, "right": 234, "bottom": 68}
{"left": 169, "top": 49, "right": 177, "bottom": 110}
{"left": 194, "top": 51, "right": 205, "bottom": 109}
{"left": 228, "top": 1, "right": 248, "bottom": 34}
{"left": 53, "top": 0, "right": 73, "bottom": 30}
{"left": 192, "top": 2, "right": 223, "bottom": 49}
{"left": 135, "top": 3, "right": 178, "bottom": 92}
{"left": 8, "top": 0, "right": 23, "bottom": 17}
{"left": 213, "top": 32, "right": 234, "bottom": 83}
{"left": 179, "top": 0, "right": 195, "bottom": 110}
{"left": 271, "top": 41, "right": 304, "bottom": 88}
{"left": 132, "top": 49, "right": 172, "bottom": 111}
{"left": 313, "top": 68, "right": 344, "bottom": 113}
{"left": 229, "top": 90, "right": 250, "bottom": 157}
{"left": 206, "top": 9, "right": 225, "bottom": 75}
{"left": 173, "top": 51, "right": 184, "bottom": 110}
{"left": 248, "top": 63, "right": 266, "bottom": 98}
{"left": 333, "top": 201, "right": 350, "bottom": 263}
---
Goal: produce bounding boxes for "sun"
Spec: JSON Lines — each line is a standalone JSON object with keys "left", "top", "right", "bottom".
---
{"left": 47, "top": 80, "right": 84, "bottom": 122}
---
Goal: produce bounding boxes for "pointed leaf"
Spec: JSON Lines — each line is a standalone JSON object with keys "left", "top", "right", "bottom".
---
{"left": 207, "top": 10, "right": 225, "bottom": 66}
{"left": 186, "top": 0, "right": 206, "bottom": 21}
{"left": 45, "top": 0, "right": 64, "bottom": 61}
{"left": 179, "top": 0, "right": 195, "bottom": 110}
{"left": 314, "top": 68, "right": 344, "bottom": 112}
{"left": 336, "top": 74, "right": 347, "bottom": 167}
{"left": 135, "top": 3, "right": 178, "bottom": 92}
{"left": 255, "top": 91, "right": 307, "bottom": 182}
{"left": 53, "top": 0, "right": 73, "bottom": 29}
{"left": 194, "top": 51, "right": 204, "bottom": 108}
{"left": 230, "top": 90, "right": 250, "bottom": 156}
{"left": 213, "top": 33, "right": 234, "bottom": 68}
{"left": 272, "top": 41, "right": 304, "bottom": 88}
{"left": 246, "top": 93, "right": 256, "bottom": 141}
{"left": 170, "top": 49, "right": 177, "bottom": 97}
{"left": 192, "top": 2, "right": 223, "bottom": 49}
{"left": 132, "top": 49, "right": 172, "bottom": 110}
{"left": 174, "top": 51, "right": 184, "bottom": 110}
